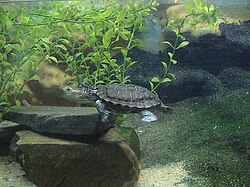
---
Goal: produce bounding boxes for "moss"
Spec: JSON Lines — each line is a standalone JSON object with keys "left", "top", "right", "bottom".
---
{"left": 114, "top": 126, "right": 141, "bottom": 159}
{"left": 123, "top": 89, "right": 250, "bottom": 186}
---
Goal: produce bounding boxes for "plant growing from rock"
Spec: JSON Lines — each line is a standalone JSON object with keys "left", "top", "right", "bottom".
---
{"left": 150, "top": 0, "right": 219, "bottom": 95}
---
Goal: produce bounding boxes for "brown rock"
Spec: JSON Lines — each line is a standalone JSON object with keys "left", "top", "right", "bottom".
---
{"left": 11, "top": 127, "right": 141, "bottom": 187}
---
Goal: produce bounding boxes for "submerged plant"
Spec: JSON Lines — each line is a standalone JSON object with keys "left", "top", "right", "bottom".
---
{"left": 150, "top": 0, "right": 219, "bottom": 94}
{"left": 0, "top": 5, "right": 60, "bottom": 114}
{"left": 0, "top": 0, "right": 158, "bottom": 114}
{"left": 24, "top": 0, "right": 158, "bottom": 87}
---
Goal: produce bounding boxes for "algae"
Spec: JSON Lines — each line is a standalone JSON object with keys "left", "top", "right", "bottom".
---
{"left": 124, "top": 89, "right": 250, "bottom": 186}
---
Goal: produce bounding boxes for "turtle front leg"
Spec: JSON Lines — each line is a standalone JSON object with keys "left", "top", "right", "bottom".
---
{"left": 140, "top": 110, "right": 157, "bottom": 122}
{"left": 96, "top": 100, "right": 110, "bottom": 123}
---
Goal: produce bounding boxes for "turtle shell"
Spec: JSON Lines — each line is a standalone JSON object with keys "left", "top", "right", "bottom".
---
{"left": 97, "top": 83, "right": 161, "bottom": 109}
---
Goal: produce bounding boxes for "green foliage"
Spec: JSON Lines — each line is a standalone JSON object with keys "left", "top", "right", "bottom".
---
{"left": 23, "top": 0, "right": 158, "bottom": 87}
{"left": 0, "top": 0, "right": 158, "bottom": 115}
{"left": 150, "top": 0, "right": 219, "bottom": 94}
{"left": 0, "top": 4, "right": 60, "bottom": 114}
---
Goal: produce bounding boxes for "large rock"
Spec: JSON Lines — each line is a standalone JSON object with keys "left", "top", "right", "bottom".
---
{"left": 128, "top": 61, "right": 225, "bottom": 102}
{"left": 219, "top": 67, "right": 250, "bottom": 90}
{"left": 162, "top": 68, "right": 225, "bottom": 102}
{"left": 11, "top": 127, "right": 141, "bottom": 187}
{"left": 4, "top": 106, "right": 113, "bottom": 139}
{"left": 0, "top": 121, "right": 24, "bottom": 155}
{"left": 219, "top": 22, "right": 250, "bottom": 48}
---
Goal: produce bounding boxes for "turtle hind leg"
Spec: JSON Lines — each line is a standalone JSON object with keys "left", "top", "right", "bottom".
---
{"left": 140, "top": 110, "right": 157, "bottom": 122}
{"left": 96, "top": 100, "right": 110, "bottom": 123}
{"left": 160, "top": 102, "right": 174, "bottom": 113}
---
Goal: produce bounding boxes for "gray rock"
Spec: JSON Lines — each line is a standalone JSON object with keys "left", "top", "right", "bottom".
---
{"left": 0, "top": 121, "right": 25, "bottom": 155}
{"left": 219, "top": 67, "right": 250, "bottom": 90}
{"left": 11, "top": 127, "right": 141, "bottom": 187}
{"left": 3, "top": 106, "right": 113, "bottom": 138}
{"left": 219, "top": 22, "right": 250, "bottom": 48}
{"left": 129, "top": 65, "right": 225, "bottom": 103}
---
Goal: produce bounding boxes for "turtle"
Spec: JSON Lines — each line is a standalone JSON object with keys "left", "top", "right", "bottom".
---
{"left": 63, "top": 82, "right": 171, "bottom": 123}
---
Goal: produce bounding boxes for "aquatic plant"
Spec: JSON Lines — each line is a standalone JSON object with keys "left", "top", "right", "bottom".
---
{"left": 0, "top": 5, "right": 58, "bottom": 114}
{"left": 24, "top": 0, "right": 158, "bottom": 86}
{"left": 150, "top": 0, "right": 219, "bottom": 94}
{"left": 0, "top": 0, "right": 158, "bottom": 115}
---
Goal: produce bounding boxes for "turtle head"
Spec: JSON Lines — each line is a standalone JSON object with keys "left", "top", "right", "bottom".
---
{"left": 63, "top": 82, "right": 97, "bottom": 101}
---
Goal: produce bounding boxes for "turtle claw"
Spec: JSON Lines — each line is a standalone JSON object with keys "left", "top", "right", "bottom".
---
{"left": 96, "top": 99, "right": 111, "bottom": 123}
{"left": 141, "top": 110, "right": 157, "bottom": 122}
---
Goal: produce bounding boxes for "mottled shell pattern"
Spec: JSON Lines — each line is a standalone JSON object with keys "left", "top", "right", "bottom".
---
{"left": 97, "top": 83, "right": 161, "bottom": 109}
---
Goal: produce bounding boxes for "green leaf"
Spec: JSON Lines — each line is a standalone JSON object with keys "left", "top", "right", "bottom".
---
{"left": 193, "top": 0, "right": 202, "bottom": 10}
{"left": 168, "top": 52, "right": 173, "bottom": 60}
{"left": 89, "top": 11, "right": 102, "bottom": 21}
{"left": 162, "top": 41, "right": 174, "bottom": 49}
{"left": 4, "top": 44, "right": 13, "bottom": 54}
{"left": 171, "top": 59, "right": 177, "bottom": 64}
{"left": 121, "top": 49, "right": 127, "bottom": 58}
{"left": 116, "top": 7, "right": 126, "bottom": 23}
{"left": 203, "top": 6, "right": 209, "bottom": 12}
{"left": 49, "top": 56, "right": 58, "bottom": 63}
{"left": 0, "top": 35, "right": 6, "bottom": 48}
{"left": 15, "top": 99, "right": 21, "bottom": 107}
{"left": 11, "top": 44, "right": 21, "bottom": 51}
{"left": 138, "top": 25, "right": 146, "bottom": 33}
{"left": 119, "top": 32, "right": 128, "bottom": 40}
{"left": 185, "top": 1, "right": 193, "bottom": 13}
{"left": 29, "top": 75, "right": 40, "bottom": 81}
{"left": 125, "top": 61, "right": 137, "bottom": 71}
{"left": 112, "top": 46, "right": 123, "bottom": 50}
{"left": 134, "top": 17, "right": 143, "bottom": 29}
{"left": 162, "top": 77, "right": 172, "bottom": 83}
{"left": 103, "top": 29, "right": 113, "bottom": 48}
{"left": 59, "top": 38, "right": 70, "bottom": 44}
{"left": 209, "top": 4, "right": 215, "bottom": 12}
{"left": 176, "top": 41, "right": 189, "bottom": 49}
{"left": 149, "top": 81, "right": 154, "bottom": 91}
{"left": 56, "top": 44, "right": 67, "bottom": 51}
{"left": 161, "top": 61, "right": 168, "bottom": 71}
{"left": 103, "top": 6, "right": 113, "bottom": 17}
{"left": 151, "top": 77, "right": 160, "bottom": 83}
{"left": 0, "top": 101, "right": 9, "bottom": 106}
{"left": 102, "top": 64, "right": 109, "bottom": 72}
{"left": 2, "top": 61, "right": 12, "bottom": 68}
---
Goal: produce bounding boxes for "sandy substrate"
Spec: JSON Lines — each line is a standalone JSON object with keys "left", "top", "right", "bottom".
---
{"left": 0, "top": 156, "right": 36, "bottom": 187}
{"left": 135, "top": 162, "right": 189, "bottom": 187}
{"left": 0, "top": 156, "right": 188, "bottom": 187}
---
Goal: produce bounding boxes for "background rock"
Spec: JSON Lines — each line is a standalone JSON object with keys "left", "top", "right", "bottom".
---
{"left": 11, "top": 127, "right": 141, "bottom": 187}
{"left": 219, "top": 67, "right": 250, "bottom": 90}
{"left": 160, "top": 68, "right": 225, "bottom": 103}
{"left": 219, "top": 21, "right": 250, "bottom": 48}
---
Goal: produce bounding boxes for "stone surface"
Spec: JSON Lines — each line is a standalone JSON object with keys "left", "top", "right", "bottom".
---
{"left": 219, "top": 22, "right": 250, "bottom": 48}
{"left": 219, "top": 67, "right": 250, "bottom": 90}
{"left": 11, "top": 127, "right": 141, "bottom": 187}
{"left": 4, "top": 106, "right": 113, "bottom": 138}
{"left": 0, "top": 121, "right": 25, "bottom": 155}
{"left": 127, "top": 60, "right": 225, "bottom": 102}
{"left": 162, "top": 68, "right": 225, "bottom": 102}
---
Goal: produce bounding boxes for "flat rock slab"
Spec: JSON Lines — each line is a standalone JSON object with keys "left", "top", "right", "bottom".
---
{"left": 4, "top": 106, "right": 113, "bottom": 137}
{"left": 0, "top": 121, "right": 25, "bottom": 155}
{"left": 11, "top": 127, "right": 141, "bottom": 187}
